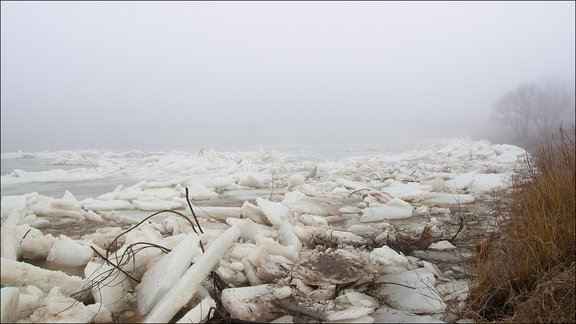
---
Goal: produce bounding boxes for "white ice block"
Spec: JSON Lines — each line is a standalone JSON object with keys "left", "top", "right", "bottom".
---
{"left": 46, "top": 234, "right": 94, "bottom": 267}
{"left": 1, "top": 196, "right": 27, "bottom": 260}
{"left": 137, "top": 232, "right": 200, "bottom": 315}
{"left": 1, "top": 287, "right": 20, "bottom": 323}
{"left": 144, "top": 225, "right": 241, "bottom": 323}
{"left": 1, "top": 257, "right": 86, "bottom": 299}
{"left": 256, "top": 198, "right": 293, "bottom": 228}
{"left": 84, "top": 261, "right": 130, "bottom": 313}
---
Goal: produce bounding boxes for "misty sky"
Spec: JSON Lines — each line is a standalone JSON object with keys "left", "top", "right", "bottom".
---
{"left": 1, "top": 1, "right": 575, "bottom": 152}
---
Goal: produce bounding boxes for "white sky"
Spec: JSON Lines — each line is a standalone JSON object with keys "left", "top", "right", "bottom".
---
{"left": 1, "top": 1, "right": 575, "bottom": 152}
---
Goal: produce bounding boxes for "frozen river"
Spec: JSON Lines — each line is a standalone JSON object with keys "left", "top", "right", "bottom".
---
{"left": 1, "top": 139, "right": 439, "bottom": 199}
{"left": 0, "top": 137, "right": 527, "bottom": 323}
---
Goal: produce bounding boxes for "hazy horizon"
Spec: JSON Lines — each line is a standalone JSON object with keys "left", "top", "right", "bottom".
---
{"left": 2, "top": 1, "right": 575, "bottom": 153}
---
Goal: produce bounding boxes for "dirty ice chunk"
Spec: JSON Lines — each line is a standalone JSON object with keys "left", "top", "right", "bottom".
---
{"left": 221, "top": 284, "right": 289, "bottom": 322}
{"left": 371, "top": 305, "right": 445, "bottom": 323}
{"left": 84, "top": 210, "right": 105, "bottom": 222}
{"left": 1, "top": 287, "right": 20, "bottom": 323}
{"left": 299, "top": 214, "right": 328, "bottom": 226}
{"left": 307, "top": 227, "right": 366, "bottom": 245}
{"left": 436, "top": 279, "right": 470, "bottom": 302}
{"left": 428, "top": 240, "right": 456, "bottom": 251}
{"left": 327, "top": 315, "right": 375, "bottom": 323}
{"left": 28, "top": 287, "right": 104, "bottom": 323}
{"left": 51, "top": 192, "right": 80, "bottom": 210}
{"left": 326, "top": 306, "right": 375, "bottom": 321}
{"left": 16, "top": 286, "right": 44, "bottom": 319}
{"left": 345, "top": 291, "right": 379, "bottom": 308}
{"left": 176, "top": 295, "right": 216, "bottom": 323}
{"left": 336, "top": 178, "right": 371, "bottom": 190}
{"left": 270, "top": 315, "right": 294, "bottom": 323}
{"left": 222, "top": 285, "right": 270, "bottom": 320}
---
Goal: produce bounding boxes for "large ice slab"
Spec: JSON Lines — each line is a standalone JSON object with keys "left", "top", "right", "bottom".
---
{"left": 175, "top": 295, "right": 216, "bottom": 323}
{"left": 82, "top": 199, "right": 135, "bottom": 211}
{"left": 46, "top": 234, "right": 94, "bottom": 267}
{"left": 1, "top": 196, "right": 27, "bottom": 260}
{"left": 282, "top": 191, "right": 340, "bottom": 216}
{"left": 361, "top": 206, "right": 413, "bottom": 222}
{"left": 1, "top": 287, "right": 20, "bottom": 323}
{"left": 1, "top": 167, "right": 115, "bottom": 185}
{"left": 256, "top": 198, "right": 293, "bottom": 228}
{"left": 372, "top": 305, "right": 445, "bottom": 323}
{"left": 371, "top": 245, "right": 410, "bottom": 268}
{"left": 27, "top": 287, "right": 110, "bottom": 323}
{"left": 133, "top": 199, "right": 183, "bottom": 211}
{"left": 469, "top": 173, "right": 506, "bottom": 193}
{"left": 423, "top": 193, "right": 475, "bottom": 207}
{"left": 144, "top": 225, "right": 241, "bottom": 323}
{"left": 184, "top": 182, "right": 218, "bottom": 200}
{"left": 380, "top": 181, "right": 433, "bottom": 202}
{"left": 377, "top": 268, "right": 445, "bottom": 314}
{"left": 137, "top": 232, "right": 200, "bottom": 315}
{"left": 1, "top": 257, "right": 86, "bottom": 298}
{"left": 221, "top": 285, "right": 291, "bottom": 322}
{"left": 84, "top": 261, "right": 131, "bottom": 313}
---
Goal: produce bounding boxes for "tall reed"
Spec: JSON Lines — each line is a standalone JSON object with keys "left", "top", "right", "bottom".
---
{"left": 467, "top": 126, "right": 575, "bottom": 322}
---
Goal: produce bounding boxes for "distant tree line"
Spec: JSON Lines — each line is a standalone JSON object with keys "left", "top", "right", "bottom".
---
{"left": 492, "top": 79, "right": 575, "bottom": 139}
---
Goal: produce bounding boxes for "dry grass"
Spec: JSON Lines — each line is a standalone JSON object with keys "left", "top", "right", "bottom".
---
{"left": 466, "top": 126, "right": 575, "bottom": 322}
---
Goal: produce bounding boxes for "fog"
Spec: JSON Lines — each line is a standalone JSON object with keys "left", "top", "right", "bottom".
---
{"left": 1, "top": 2, "right": 574, "bottom": 152}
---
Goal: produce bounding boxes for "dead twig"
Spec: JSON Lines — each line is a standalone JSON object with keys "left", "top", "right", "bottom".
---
{"left": 348, "top": 188, "right": 372, "bottom": 198}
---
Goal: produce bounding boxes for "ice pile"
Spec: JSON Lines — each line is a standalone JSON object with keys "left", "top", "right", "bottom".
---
{"left": 0, "top": 138, "right": 526, "bottom": 323}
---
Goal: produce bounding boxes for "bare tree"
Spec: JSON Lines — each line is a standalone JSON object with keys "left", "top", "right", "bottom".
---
{"left": 532, "top": 80, "right": 574, "bottom": 137}
{"left": 493, "top": 83, "right": 538, "bottom": 139}
{"left": 493, "top": 80, "right": 574, "bottom": 139}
